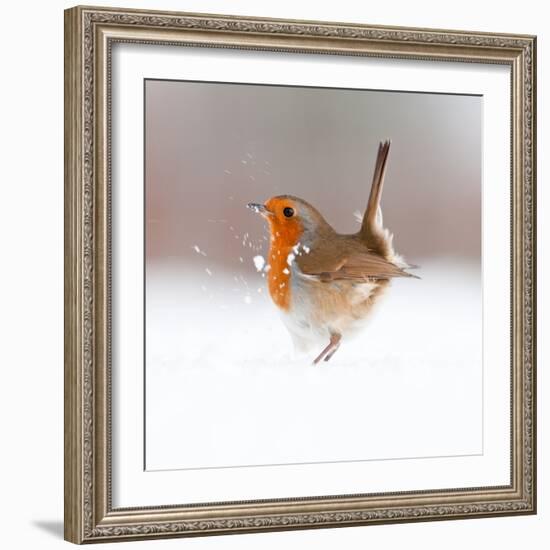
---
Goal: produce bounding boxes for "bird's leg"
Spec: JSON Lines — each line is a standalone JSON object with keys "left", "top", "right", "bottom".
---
{"left": 312, "top": 333, "right": 342, "bottom": 365}
{"left": 324, "top": 341, "right": 341, "bottom": 362}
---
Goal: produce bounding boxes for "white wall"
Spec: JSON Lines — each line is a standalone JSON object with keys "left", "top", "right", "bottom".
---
{"left": 0, "top": 1, "right": 545, "bottom": 548}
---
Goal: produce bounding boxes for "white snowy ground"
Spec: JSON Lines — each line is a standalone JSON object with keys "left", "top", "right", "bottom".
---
{"left": 145, "top": 259, "right": 482, "bottom": 471}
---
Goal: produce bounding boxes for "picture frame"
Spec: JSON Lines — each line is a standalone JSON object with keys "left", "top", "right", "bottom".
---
{"left": 64, "top": 5, "right": 537, "bottom": 544}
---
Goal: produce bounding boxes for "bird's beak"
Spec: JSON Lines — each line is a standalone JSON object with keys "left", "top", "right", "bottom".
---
{"left": 247, "top": 202, "right": 271, "bottom": 217}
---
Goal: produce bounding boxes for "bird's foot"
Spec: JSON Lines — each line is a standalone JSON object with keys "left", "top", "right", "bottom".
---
{"left": 324, "top": 344, "right": 341, "bottom": 362}
{"left": 312, "top": 333, "right": 342, "bottom": 365}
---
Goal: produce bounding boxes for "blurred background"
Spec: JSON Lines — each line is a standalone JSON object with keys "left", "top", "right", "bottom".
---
{"left": 145, "top": 80, "right": 481, "bottom": 271}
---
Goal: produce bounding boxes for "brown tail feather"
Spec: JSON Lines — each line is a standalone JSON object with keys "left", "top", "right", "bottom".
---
{"left": 360, "top": 140, "right": 391, "bottom": 255}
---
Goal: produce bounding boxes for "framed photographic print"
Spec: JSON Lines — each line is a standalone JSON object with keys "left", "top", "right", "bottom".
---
{"left": 64, "top": 5, "right": 537, "bottom": 544}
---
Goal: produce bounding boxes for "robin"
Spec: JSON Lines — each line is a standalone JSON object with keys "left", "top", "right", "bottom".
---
{"left": 247, "top": 141, "right": 418, "bottom": 364}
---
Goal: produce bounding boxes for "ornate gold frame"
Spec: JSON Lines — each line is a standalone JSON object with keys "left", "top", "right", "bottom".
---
{"left": 64, "top": 5, "right": 537, "bottom": 544}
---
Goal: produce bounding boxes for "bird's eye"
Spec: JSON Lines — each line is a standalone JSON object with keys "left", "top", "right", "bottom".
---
{"left": 283, "top": 207, "right": 294, "bottom": 218}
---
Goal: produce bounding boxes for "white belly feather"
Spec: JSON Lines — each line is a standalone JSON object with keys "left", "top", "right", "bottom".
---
{"left": 280, "top": 265, "right": 384, "bottom": 353}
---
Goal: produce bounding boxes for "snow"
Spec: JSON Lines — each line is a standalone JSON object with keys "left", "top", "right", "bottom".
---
{"left": 253, "top": 255, "right": 265, "bottom": 271}
{"left": 145, "top": 259, "right": 482, "bottom": 471}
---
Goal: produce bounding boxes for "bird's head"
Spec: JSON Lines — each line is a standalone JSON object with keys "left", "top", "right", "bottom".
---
{"left": 247, "top": 195, "right": 330, "bottom": 248}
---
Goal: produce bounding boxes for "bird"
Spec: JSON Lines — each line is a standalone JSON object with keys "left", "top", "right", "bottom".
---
{"left": 247, "top": 140, "right": 418, "bottom": 364}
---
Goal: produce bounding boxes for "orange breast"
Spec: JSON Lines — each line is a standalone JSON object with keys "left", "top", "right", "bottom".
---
{"left": 267, "top": 241, "right": 292, "bottom": 310}
{"left": 264, "top": 207, "right": 303, "bottom": 311}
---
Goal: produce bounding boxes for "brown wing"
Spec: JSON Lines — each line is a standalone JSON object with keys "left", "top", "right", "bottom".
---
{"left": 296, "top": 239, "right": 417, "bottom": 282}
